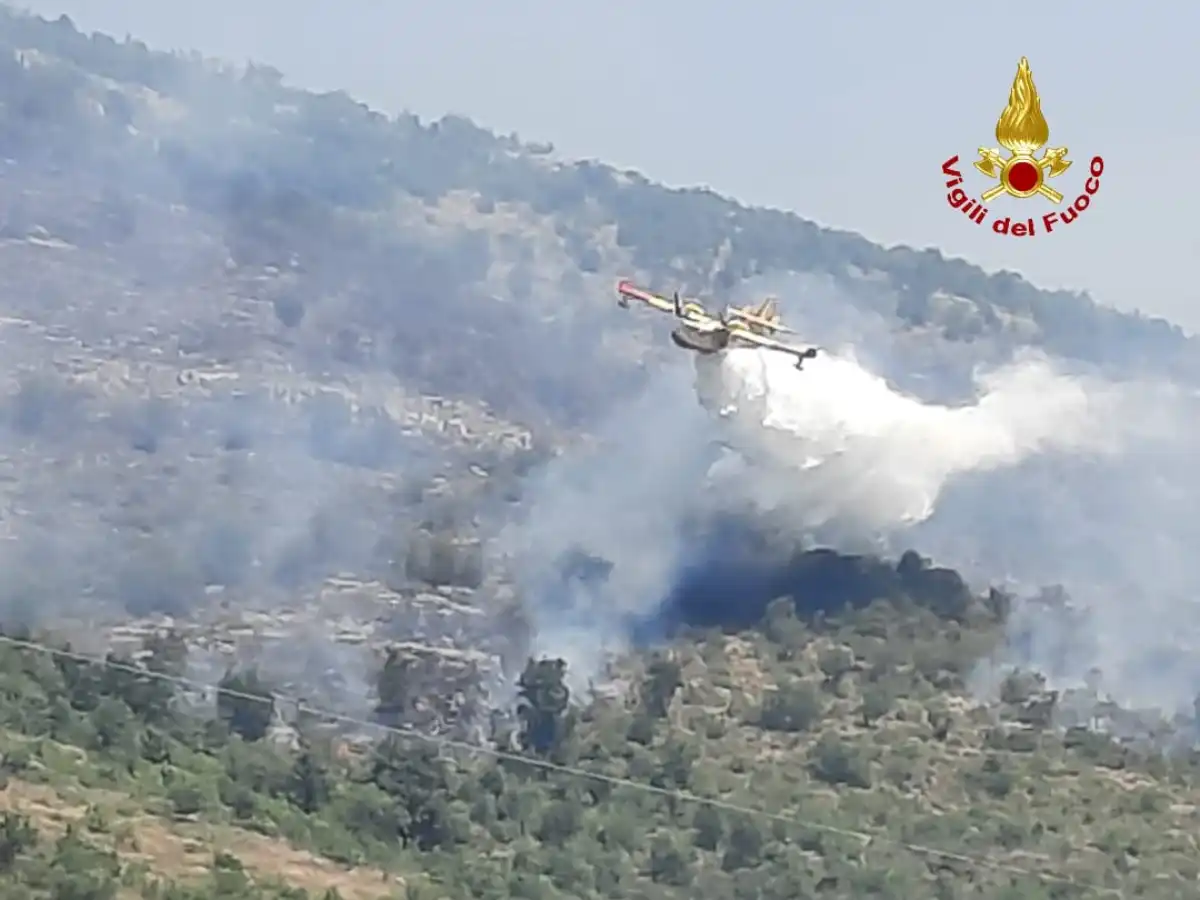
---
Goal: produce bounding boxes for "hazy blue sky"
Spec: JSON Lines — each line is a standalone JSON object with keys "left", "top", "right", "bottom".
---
{"left": 21, "top": 1, "right": 1200, "bottom": 329}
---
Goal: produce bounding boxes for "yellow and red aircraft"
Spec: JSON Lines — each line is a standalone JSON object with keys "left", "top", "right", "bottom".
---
{"left": 616, "top": 279, "right": 818, "bottom": 369}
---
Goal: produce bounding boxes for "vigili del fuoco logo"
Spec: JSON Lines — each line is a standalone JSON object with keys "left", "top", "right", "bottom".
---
{"left": 941, "top": 57, "right": 1104, "bottom": 238}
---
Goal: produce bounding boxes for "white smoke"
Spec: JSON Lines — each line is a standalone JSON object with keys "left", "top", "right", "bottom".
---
{"left": 500, "top": 363, "right": 715, "bottom": 682}
{"left": 697, "top": 346, "right": 1120, "bottom": 535}
{"left": 694, "top": 332, "right": 1200, "bottom": 716}
{"left": 506, "top": 332, "right": 1129, "bottom": 690}
{"left": 508, "top": 271, "right": 1200, "bottom": 716}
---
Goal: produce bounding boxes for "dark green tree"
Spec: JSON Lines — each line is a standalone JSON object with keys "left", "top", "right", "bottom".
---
{"left": 369, "top": 736, "right": 455, "bottom": 850}
{"left": 817, "top": 646, "right": 856, "bottom": 687}
{"left": 759, "top": 683, "right": 823, "bottom": 733}
{"left": 0, "top": 812, "right": 36, "bottom": 871}
{"left": 721, "top": 818, "right": 766, "bottom": 872}
{"left": 648, "top": 832, "right": 693, "bottom": 886}
{"left": 97, "top": 652, "right": 175, "bottom": 728}
{"left": 289, "top": 743, "right": 332, "bottom": 814}
{"left": 641, "top": 654, "right": 683, "bottom": 720}
{"left": 374, "top": 648, "right": 417, "bottom": 726}
{"left": 809, "top": 733, "right": 872, "bottom": 789}
{"left": 693, "top": 805, "right": 726, "bottom": 851}
{"left": 516, "top": 657, "right": 572, "bottom": 758}
{"left": 859, "top": 684, "right": 894, "bottom": 726}
{"left": 216, "top": 667, "right": 275, "bottom": 742}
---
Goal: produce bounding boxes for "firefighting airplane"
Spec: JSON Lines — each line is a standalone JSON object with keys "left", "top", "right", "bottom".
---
{"left": 616, "top": 280, "right": 819, "bottom": 369}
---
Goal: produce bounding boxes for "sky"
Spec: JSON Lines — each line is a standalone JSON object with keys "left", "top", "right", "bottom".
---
{"left": 20, "top": 1, "right": 1200, "bottom": 330}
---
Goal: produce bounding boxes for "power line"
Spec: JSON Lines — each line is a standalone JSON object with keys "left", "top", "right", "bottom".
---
{"left": 0, "top": 631, "right": 1121, "bottom": 896}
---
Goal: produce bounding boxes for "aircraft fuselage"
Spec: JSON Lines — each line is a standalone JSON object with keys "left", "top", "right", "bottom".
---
{"left": 671, "top": 323, "right": 730, "bottom": 354}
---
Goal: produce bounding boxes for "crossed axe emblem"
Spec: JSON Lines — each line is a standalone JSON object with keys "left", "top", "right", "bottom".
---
{"left": 974, "top": 147, "right": 1072, "bottom": 203}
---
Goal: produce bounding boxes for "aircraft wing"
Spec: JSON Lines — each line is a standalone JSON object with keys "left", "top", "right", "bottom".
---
{"left": 729, "top": 311, "right": 798, "bottom": 334}
{"left": 617, "top": 280, "right": 677, "bottom": 314}
{"left": 726, "top": 300, "right": 797, "bottom": 334}
{"left": 729, "top": 326, "right": 818, "bottom": 360}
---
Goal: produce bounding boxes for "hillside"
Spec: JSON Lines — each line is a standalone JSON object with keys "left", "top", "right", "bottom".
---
{"left": 0, "top": 6, "right": 1197, "bottom": 899}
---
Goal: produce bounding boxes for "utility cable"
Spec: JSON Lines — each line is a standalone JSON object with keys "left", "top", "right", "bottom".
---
{"left": 0, "top": 631, "right": 1124, "bottom": 896}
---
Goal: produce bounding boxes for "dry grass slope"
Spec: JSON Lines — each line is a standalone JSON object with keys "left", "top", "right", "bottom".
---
{"left": 0, "top": 777, "right": 403, "bottom": 898}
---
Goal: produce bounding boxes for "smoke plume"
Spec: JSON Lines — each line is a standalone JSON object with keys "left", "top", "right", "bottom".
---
{"left": 694, "top": 346, "right": 1116, "bottom": 534}
{"left": 7, "top": 10, "right": 1200, "bottom": 726}
{"left": 510, "top": 272, "right": 1199, "bottom": 719}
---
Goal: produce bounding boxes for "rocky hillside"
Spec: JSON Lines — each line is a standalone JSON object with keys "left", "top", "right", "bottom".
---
{"left": 0, "top": 6, "right": 1185, "bottom": 621}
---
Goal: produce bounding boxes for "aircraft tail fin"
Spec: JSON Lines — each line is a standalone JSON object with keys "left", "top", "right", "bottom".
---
{"left": 729, "top": 297, "right": 791, "bottom": 333}
{"left": 755, "top": 297, "right": 779, "bottom": 323}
